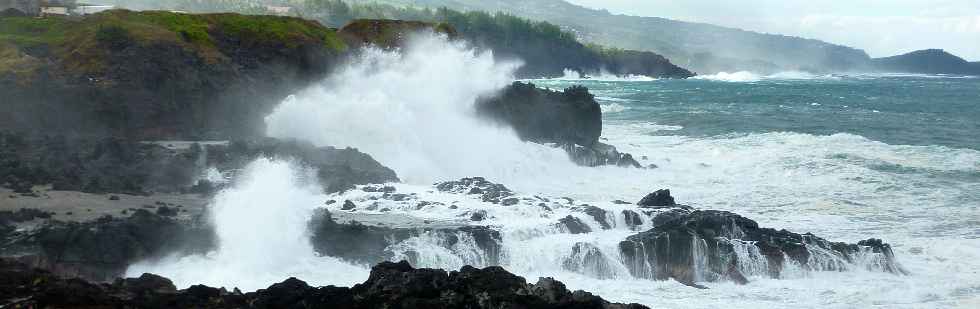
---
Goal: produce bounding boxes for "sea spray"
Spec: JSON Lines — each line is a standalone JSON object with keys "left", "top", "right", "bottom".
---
{"left": 125, "top": 158, "right": 368, "bottom": 290}
{"left": 265, "top": 33, "right": 578, "bottom": 185}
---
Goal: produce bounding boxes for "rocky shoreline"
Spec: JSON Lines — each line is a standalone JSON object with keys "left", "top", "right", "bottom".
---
{"left": 0, "top": 258, "right": 648, "bottom": 309}
{"left": 0, "top": 10, "right": 907, "bottom": 308}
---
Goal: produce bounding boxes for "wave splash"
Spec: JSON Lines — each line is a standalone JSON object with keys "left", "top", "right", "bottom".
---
{"left": 265, "top": 33, "right": 577, "bottom": 185}
{"left": 556, "top": 69, "right": 658, "bottom": 82}
{"left": 125, "top": 158, "right": 369, "bottom": 291}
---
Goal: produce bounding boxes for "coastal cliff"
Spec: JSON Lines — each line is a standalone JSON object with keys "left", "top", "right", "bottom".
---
{"left": 0, "top": 10, "right": 346, "bottom": 139}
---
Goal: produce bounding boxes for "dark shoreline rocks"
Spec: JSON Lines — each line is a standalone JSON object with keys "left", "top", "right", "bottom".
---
{"left": 0, "top": 258, "right": 648, "bottom": 309}
{"left": 0, "top": 133, "right": 398, "bottom": 196}
{"left": 618, "top": 200, "right": 906, "bottom": 286}
{"left": 0, "top": 209, "right": 215, "bottom": 282}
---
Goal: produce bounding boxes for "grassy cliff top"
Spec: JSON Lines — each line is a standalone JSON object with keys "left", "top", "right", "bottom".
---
{"left": 0, "top": 10, "right": 347, "bottom": 69}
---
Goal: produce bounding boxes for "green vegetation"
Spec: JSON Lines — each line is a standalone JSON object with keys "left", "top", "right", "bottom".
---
{"left": 0, "top": 9, "right": 345, "bottom": 54}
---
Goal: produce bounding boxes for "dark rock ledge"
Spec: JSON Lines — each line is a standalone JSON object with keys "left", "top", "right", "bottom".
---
{"left": 0, "top": 259, "right": 648, "bottom": 309}
{"left": 619, "top": 189, "right": 907, "bottom": 288}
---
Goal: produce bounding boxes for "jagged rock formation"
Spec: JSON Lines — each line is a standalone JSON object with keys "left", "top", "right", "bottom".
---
{"left": 477, "top": 82, "right": 642, "bottom": 168}
{"left": 619, "top": 191, "right": 905, "bottom": 287}
{"left": 0, "top": 259, "right": 649, "bottom": 309}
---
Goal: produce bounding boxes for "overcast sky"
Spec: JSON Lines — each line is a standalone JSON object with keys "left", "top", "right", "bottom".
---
{"left": 565, "top": 0, "right": 980, "bottom": 61}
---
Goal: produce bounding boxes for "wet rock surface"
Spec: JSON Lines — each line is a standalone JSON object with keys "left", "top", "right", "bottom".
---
{"left": 0, "top": 259, "right": 648, "bottom": 309}
{"left": 637, "top": 189, "right": 676, "bottom": 208}
{"left": 309, "top": 209, "right": 503, "bottom": 266}
{"left": 205, "top": 138, "right": 399, "bottom": 194}
{"left": 0, "top": 133, "right": 398, "bottom": 196}
{"left": 0, "top": 209, "right": 214, "bottom": 281}
{"left": 435, "top": 177, "right": 515, "bottom": 204}
{"left": 619, "top": 199, "right": 906, "bottom": 286}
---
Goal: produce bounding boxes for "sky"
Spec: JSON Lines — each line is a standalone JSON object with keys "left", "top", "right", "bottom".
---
{"left": 565, "top": 0, "right": 980, "bottom": 61}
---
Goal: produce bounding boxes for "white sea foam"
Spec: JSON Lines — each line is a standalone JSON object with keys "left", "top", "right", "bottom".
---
{"left": 692, "top": 71, "right": 763, "bottom": 82}
{"left": 129, "top": 32, "right": 980, "bottom": 308}
{"left": 600, "top": 103, "right": 629, "bottom": 113}
{"left": 556, "top": 69, "right": 658, "bottom": 82}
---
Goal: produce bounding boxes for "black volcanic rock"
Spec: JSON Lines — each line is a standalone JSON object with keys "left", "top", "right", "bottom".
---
{"left": 478, "top": 82, "right": 601, "bottom": 147}
{"left": 477, "top": 82, "right": 643, "bottom": 168}
{"left": 0, "top": 133, "right": 398, "bottom": 195}
{"left": 619, "top": 202, "right": 906, "bottom": 286}
{"left": 1, "top": 209, "right": 214, "bottom": 281}
{"left": 558, "top": 215, "right": 592, "bottom": 234}
{"left": 435, "top": 177, "right": 515, "bottom": 204}
{"left": 637, "top": 189, "right": 676, "bottom": 208}
{"left": 207, "top": 138, "right": 400, "bottom": 194}
{"left": 0, "top": 258, "right": 647, "bottom": 309}
{"left": 308, "top": 209, "right": 503, "bottom": 266}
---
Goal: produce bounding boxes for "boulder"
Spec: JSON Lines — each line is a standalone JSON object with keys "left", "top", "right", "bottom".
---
{"left": 637, "top": 189, "right": 676, "bottom": 208}
{"left": 476, "top": 82, "right": 644, "bottom": 168}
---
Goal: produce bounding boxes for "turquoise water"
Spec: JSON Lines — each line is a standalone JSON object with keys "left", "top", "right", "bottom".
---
{"left": 536, "top": 73, "right": 980, "bottom": 150}
{"left": 524, "top": 72, "right": 980, "bottom": 308}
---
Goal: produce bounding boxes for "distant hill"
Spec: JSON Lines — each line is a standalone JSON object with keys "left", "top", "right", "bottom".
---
{"left": 872, "top": 49, "right": 980, "bottom": 76}
{"left": 359, "top": 0, "right": 873, "bottom": 74}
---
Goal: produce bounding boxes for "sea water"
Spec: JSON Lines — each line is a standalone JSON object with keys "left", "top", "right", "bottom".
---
{"left": 129, "top": 35, "right": 980, "bottom": 308}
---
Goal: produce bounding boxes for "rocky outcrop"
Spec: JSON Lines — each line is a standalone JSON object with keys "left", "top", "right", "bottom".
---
{"left": 0, "top": 209, "right": 214, "bottom": 281}
{"left": 338, "top": 19, "right": 457, "bottom": 49}
{"left": 434, "top": 177, "right": 516, "bottom": 205}
{"left": 205, "top": 138, "right": 399, "bottom": 194}
{"left": 0, "top": 133, "right": 398, "bottom": 196}
{"left": 0, "top": 10, "right": 347, "bottom": 139}
{"left": 477, "top": 82, "right": 642, "bottom": 168}
{"left": 618, "top": 198, "right": 906, "bottom": 287}
{"left": 0, "top": 259, "right": 647, "bottom": 309}
{"left": 309, "top": 209, "right": 502, "bottom": 266}
{"left": 637, "top": 189, "right": 676, "bottom": 208}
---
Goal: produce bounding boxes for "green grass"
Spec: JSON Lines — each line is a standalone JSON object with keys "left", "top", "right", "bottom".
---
{"left": 0, "top": 16, "right": 74, "bottom": 47}
{"left": 0, "top": 9, "right": 347, "bottom": 52}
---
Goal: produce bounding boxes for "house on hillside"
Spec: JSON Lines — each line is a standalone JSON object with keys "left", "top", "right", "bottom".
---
{"left": 39, "top": 0, "right": 75, "bottom": 16}
{"left": 265, "top": 5, "right": 292, "bottom": 16}
{"left": 1, "top": 0, "right": 111, "bottom": 17}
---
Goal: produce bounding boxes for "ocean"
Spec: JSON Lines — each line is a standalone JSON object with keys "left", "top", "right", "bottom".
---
{"left": 127, "top": 36, "right": 980, "bottom": 309}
